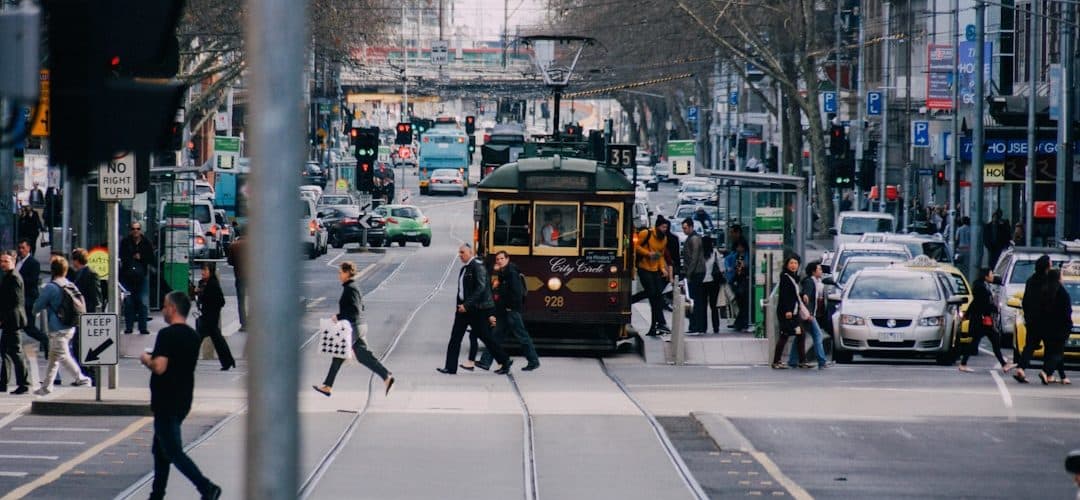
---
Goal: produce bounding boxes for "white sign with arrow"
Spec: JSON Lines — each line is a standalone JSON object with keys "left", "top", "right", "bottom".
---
{"left": 79, "top": 313, "right": 119, "bottom": 366}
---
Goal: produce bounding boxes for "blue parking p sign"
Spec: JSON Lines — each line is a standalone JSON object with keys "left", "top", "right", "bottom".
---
{"left": 729, "top": 91, "right": 739, "bottom": 106}
{"left": 867, "top": 92, "right": 883, "bottom": 116}
{"left": 687, "top": 106, "right": 698, "bottom": 122}
{"left": 823, "top": 92, "right": 837, "bottom": 113}
{"left": 912, "top": 121, "right": 930, "bottom": 148}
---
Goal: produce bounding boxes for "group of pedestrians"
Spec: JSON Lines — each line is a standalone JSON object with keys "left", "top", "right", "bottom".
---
{"left": 771, "top": 255, "right": 830, "bottom": 370}
{"left": 1011, "top": 255, "right": 1073, "bottom": 385}
{"left": 438, "top": 244, "right": 540, "bottom": 374}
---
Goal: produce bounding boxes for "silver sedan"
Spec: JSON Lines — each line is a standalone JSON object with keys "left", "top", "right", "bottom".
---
{"left": 831, "top": 268, "right": 965, "bottom": 364}
{"left": 428, "top": 168, "right": 466, "bottom": 196}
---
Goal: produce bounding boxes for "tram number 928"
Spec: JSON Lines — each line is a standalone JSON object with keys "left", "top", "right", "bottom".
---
{"left": 544, "top": 296, "right": 565, "bottom": 308}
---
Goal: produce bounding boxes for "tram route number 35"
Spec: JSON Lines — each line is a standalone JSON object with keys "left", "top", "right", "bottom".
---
{"left": 544, "top": 296, "right": 565, "bottom": 308}
{"left": 607, "top": 144, "right": 637, "bottom": 168}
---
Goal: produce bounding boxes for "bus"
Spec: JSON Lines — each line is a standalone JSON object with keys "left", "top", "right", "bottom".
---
{"left": 418, "top": 123, "right": 470, "bottom": 194}
{"left": 475, "top": 154, "right": 636, "bottom": 351}
{"left": 479, "top": 122, "right": 526, "bottom": 179}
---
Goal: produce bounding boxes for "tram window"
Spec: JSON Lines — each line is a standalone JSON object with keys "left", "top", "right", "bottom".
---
{"left": 582, "top": 205, "right": 619, "bottom": 249}
{"left": 535, "top": 204, "right": 578, "bottom": 248}
{"left": 493, "top": 203, "right": 531, "bottom": 246}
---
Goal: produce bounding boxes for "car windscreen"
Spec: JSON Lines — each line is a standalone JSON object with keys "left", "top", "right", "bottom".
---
{"left": 1065, "top": 282, "right": 1080, "bottom": 306}
{"left": 299, "top": 201, "right": 311, "bottom": 218}
{"left": 848, "top": 274, "right": 941, "bottom": 301}
{"left": 320, "top": 196, "right": 351, "bottom": 205}
{"left": 684, "top": 183, "right": 711, "bottom": 192}
{"left": 838, "top": 261, "right": 893, "bottom": 285}
{"left": 945, "top": 272, "right": 970, "bottom": 295}
{"left": 192, "top": 205, "right": 212, "bottom": 224}
{"left": 390, "top": 207, "right": 421, "bottom": 219}
{"left": 840, "top": 217, "right": 893, "bottom": 235}
{"left": 1010, "top": 258, "right": 1071, "bottom": 284}
{"left": 836, "top": 251, "right": 908, "bottom": 271}
{"left": 675, "top": 207, "right": 696, "bottom": 219}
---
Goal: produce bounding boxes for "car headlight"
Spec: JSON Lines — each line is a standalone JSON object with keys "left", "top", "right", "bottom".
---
{"left": 840, "top": 314, "right": 865, "bottom": 326}
{"left": 918, "top": 316, "right": 944, "bottom": 327}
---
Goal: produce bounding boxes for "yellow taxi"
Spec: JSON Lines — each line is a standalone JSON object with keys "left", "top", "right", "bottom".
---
{"left": 1006, "top": 262, "right": 1080, "bottom": 359}
{"left": 889, "top": 255, "right": 973, "bottom": 342}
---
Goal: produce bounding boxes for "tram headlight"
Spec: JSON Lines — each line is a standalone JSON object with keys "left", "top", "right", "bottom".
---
{"left": 547, "top": 277, "right": 562, "bottom": 291}
{"left": 609, "top": 265, "right": 618, "bottom": 274}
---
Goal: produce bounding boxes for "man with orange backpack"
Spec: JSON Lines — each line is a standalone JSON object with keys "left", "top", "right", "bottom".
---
{"left": 636, "top": 215, "right": 671, "bottom": 336}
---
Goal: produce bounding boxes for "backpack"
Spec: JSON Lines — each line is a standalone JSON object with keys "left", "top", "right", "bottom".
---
{"left": 518, "top": 272, "right": 528, "bottom": 299}
{"left": 55, "top": 282, "right": 86, "bottom": 328}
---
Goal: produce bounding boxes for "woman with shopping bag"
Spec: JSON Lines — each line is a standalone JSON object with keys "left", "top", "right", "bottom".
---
{"left": 313, "top": 261, "right": 395, "bottom": 397}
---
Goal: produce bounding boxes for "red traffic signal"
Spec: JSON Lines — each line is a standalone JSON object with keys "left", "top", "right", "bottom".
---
{"left": 397, "top": 146, "right": 412, "bottom": 159}
{"left": 936, "top": 169, "right": 945, "bottom": 185}
{"left": 361, "top": 163, "right": 370, "bottom": 172}
{"left": 395, "top": 121, "right": 413, "bottom": 145}
{"left": 350, "top": 128, "right": 359, "bottom": 138}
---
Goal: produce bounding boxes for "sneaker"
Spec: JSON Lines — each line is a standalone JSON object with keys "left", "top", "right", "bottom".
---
{"left": 33, "top": 387, "right": 51, "bottom": 396}
{"left": 72, "top": 378, "right": 92, "bottom": 387}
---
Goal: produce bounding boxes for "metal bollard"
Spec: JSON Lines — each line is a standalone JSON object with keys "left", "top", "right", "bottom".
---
{"left": 672, "top": 275, "right": 686, "bottom": 365}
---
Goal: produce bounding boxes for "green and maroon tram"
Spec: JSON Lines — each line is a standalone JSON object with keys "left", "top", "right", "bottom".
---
{"left": 475, "top": 154, "right": 635, "bottom": 351}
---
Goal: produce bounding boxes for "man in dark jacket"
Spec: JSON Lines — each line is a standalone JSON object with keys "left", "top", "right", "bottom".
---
{"left": 0, "top": 251, "right": 30, "bottom": 394}
{"left": 983, "top": 209, "right": 1011, "bottom": 268}
{"left": 14, "top": 239, "right": 48, "bottom": 352}
{"left": 119, "top": 221, "right": 155, "bottom": 334}
{"left": 226, "top": 233, "right": 247, "bottom": 331}
{"left": 478, "top": 251, "right": 539, "bottom": 371}
{"left": 681, "top": 218, "right": 707, "bottom": 334}
{"left": 438, "top": 244, "right": 512, "bottom": 375}
{"left": 1014, "top": 255, "right": 1052, "bottom": 383}
{"left": 70, "top": 248, "right": 102, "bottom": 381}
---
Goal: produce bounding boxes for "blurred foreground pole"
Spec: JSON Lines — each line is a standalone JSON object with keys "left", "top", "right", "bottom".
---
{"left": 244, "top": 0, "right": 306, "bottom": 496}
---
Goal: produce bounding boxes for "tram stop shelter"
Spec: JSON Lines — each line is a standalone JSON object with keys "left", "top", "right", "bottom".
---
{"left": 640, "top": 170, "right": 807, "bottom": 365}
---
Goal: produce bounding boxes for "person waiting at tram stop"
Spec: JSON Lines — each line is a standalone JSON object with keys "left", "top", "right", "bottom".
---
{"left": 772, "top": 254, "right": 805, "bottom": 369}
{"left": 635, "top": 215, "right": 671, "bottom": 337}
{"left": 681, "top": 218, "right": 707, "bottom": 335}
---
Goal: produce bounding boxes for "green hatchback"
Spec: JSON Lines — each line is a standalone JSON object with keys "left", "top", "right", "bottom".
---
{"left": 374, "top": 204, "right": 432, "bottom": 247}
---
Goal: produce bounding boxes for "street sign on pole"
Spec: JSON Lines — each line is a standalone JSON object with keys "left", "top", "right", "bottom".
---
{"left": 729, "top": 91, "right": 739, "bottom": 106}
{"left": 215, "top": 135, "right": 241, "bottom": 171}
{"left": 867, "top": 91, "right": 883, "bottom": 116}
{"left": 357, "top": 212, "right": 372, "bottom": 229}
{"left": 823, "top": 92, "right": 837, "bottom": 113}
{"left": 687, "top": 106, "right": 698, "bottom": 122}
{"left": 431, "top": 40, "right": 449, "bottom": 65}
{"left": 912, "top": 121, "right": 930, "bottom": 148}
{"left": 99, "top": 152, "right": 136, "bottom": 200}
{"left": 79, "top": 313, "right": 119, "bottom": 366}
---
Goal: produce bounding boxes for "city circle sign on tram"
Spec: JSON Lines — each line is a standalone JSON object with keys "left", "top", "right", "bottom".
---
{"left": 99, "top": 152, "right": 137, "bottom": 201}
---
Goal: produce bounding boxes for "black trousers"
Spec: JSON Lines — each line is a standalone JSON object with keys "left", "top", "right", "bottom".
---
{"left": 961, "top": 322, "right": 1007, "bottom": 366}
{"left": 22, "top": 302, "right": 47, "bottom": 349}
{"left": 703, "top": 280, "right": 721, "bottom": 333}
{"left": 638, "top": 269, "right": 667, "bottom": 331}
{"left": 323, "top": 323, "right": 390, "bottom": 385}
{"left": 197, "top": 315, "right": 235, "bottom": 369}
{"left": 1042, "top": 339, "right": 1068, "bottom": 379}
{"left": 1016, "top": 324, "right": 1044, "bottom": 371}
{"left": 443, "top": 309, "right": 508, "bottom": 372}
{"left": 0, "top": 328, "right": 28, "bottom": 388}
{"left": 150, "top": 412, "right": 214, "bottom": 500}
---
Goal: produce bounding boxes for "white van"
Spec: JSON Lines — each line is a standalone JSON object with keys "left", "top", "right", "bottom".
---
{"left": 831, "top": 211, "right": 896, "bottom": 248}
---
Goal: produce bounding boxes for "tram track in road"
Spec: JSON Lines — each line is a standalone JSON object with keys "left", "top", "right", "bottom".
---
{"left": 598, "top": 358, "right": 710, "bottom": 500}
{"left": 506, "top": 373, "right": 540, "bottom": 500}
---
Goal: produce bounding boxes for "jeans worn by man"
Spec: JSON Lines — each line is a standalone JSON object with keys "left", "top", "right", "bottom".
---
{"left": 124, "top": 273, "right": 150, "bottom": 334}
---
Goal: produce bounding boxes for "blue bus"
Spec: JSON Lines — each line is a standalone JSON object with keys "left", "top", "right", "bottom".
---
{"left": 418, "top": 123, "right": 470, "bottom": 195}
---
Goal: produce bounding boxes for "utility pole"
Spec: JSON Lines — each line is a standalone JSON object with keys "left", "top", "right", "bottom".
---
{"left": 970, "top": 0, "right": 986, "bottom": 277}
{"left": 502, "top": 0, "right": 509, "bottom": 69}
{"left": 402, "top": 4, "right": 408, "bottom": 119}
{"left": 904, "top": 0, "right": 913, "bottom": 231}
{"left": 879, "top": 1, "right": 891, "bottom": 213}
{"left": 245, "top": 0, "right": 305, "bottom": 494}
{"left": 855, "top": 4, "right": 866, "bottom": 203}
{"left": 948, "top": 0, "right": 959, "bottom": 248}
{"left": 1025, "top": 0, "right": 1038, "bottom": 246}
{"left": 725, "top": 65, "right": 732, "bottom": 170}
{"left": 1056, "top": 1, "right": 1071, "bottom": 243}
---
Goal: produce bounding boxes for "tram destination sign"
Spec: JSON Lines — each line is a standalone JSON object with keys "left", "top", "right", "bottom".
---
{"left": 523, "top": 173, "right": 592, "bottom": 191}
{"left": 584, "top": 249, "right": 617, "bottom": 265}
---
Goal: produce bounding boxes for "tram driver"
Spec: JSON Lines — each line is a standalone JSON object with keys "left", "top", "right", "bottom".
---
{"left": 540, "top": 209, "right": 564, "bottom": 247}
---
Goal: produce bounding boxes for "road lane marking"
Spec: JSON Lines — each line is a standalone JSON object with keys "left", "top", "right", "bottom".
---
{"left": 0, "top": 455, "right": 57, "bottom": 460}
{"left": 11, "top": 427, "right": 109, "bottom": 432}
{"left": 895, "top": 427, "right": 914, "bottom": 440}
{"left": 748, "top": 451, "right": 814, "bottom": 500}
{"left": 0, "top": 472, "right": 27, "bottom": 478}
{"left": 325, "top": 250, "right": 346, "bottom": 269}
{"left": 989, "top": 370, "right": 1017, "bottom": 422}
{"left": 0, "top": 417, "right": 151, "bottom": 500}
{"left": 0, "top": 406, "right": 31, "bottom": 432}
{"left": 0, "top": 440, "right": 85, "bottom": 445}
{"left": 304, "top": 297, "right": 326, "bottom": 310}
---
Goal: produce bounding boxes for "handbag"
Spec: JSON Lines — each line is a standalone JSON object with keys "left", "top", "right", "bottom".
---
{"left": 786, "top": 275, "right": 812, "bottom": 321}
{"left": 318, "top": 319, "right": 355, "bottom": 360}
{"left": 981, "top": 314, "right": 994, "bottom": 327}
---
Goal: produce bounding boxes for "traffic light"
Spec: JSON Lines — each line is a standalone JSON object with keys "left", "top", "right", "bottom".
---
{"left": 353, "top": 127, "right": 379, "bottom": 192}
{"left": 564, "top": 124, "right": 581, "bottom": 138}
{"left": 465, "top": 115, "right": 476, "bottom": 134}
{"left": 45, "top": 0, "right": 186, "bottom": 176}
{"left": 467, "top": 136, "right": 476, "bottom": 165}
{"left": 358, "top": 161, "right": 374, "bottom": 192}
{"left": 397, "top": 146, "right": 412, "bottom": 159}
{"left": 395, "top": 122, "right": 413, "bottom": 145}
{"left": 832, "top": 157, "right": 854, "bottom": 188}
{"left": 829, "top": 124, "right": 847, "bottom": 158}
{"left": 936, "top": 169, "right": 945, "bottom": 186}
{"left": 412, "top": 118, "right": 433, "bottom": 137}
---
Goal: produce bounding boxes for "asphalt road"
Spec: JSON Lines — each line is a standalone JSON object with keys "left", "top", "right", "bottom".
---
{"left": 0, "top": 178, "right": 1077, "bottom": 499}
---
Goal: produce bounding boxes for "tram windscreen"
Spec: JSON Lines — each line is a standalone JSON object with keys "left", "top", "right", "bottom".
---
{"left": 535, "top": 204, "right": 579, "bottom": 248}
{"left": 582, "top": 205, "right": 619, "bottom": 249}
{"left": 493, "top": 203, "right": 532, "bottom": 247}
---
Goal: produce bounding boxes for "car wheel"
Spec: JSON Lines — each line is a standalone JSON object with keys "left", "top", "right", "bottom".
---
{"left": 833, "top": 347, "right": 853, "bottom": 364}
{"left": 330, "top": 233, "right": 344, "bottom": 249}
{"left": 308, "top": 245, "right": 318, "bottom": 260}
{"left": 397, "top": 238, "right": 407, "bottom": 247}
{"left": 935, "top": 348, "right": 958, "bottom": 366}
{"left": 384, "top": 237, "right": 392, "bottom": 248}
{"left": 421, "top": 237, "right": 431, "bottom": 247}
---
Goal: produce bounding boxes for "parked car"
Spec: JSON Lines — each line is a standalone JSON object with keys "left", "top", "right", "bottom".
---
{"left": 302, "top": 162, "right": 327, "bottom": 189}
{"left": 830, "top": 211, "right": 896, "bottom": 248}
{"left": 429, "top": 168, "right": 466, "bottom": 196}
{"left": 374, "top": 204, "right": 432, "bottom": 247}
{"left": 831, "top": 267, "right": 966, "bottom": 364}
{"left": 299, "top": 197, "right": 329, "bottom": 259}
{"left": 323, "top": 206, "right": 386, "bottom": 248}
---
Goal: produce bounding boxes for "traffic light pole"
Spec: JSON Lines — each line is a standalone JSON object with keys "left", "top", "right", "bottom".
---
{"left": 1025, "top": 0, "right": 1038, "bottom": 247}
{"left": 1056, "top": 1, "right": 1072, "bottom": 244}
{"left": 878, "top": 1, "right": 890, "bottom": 213}
{"left": 970, "top": 0, "right": 986, "bottom": 278}
{"left": 245, "top": 0, "right": 305, "bottom": 495}
{"left": 854, "top": 11, "right": 866, "bottom": 204}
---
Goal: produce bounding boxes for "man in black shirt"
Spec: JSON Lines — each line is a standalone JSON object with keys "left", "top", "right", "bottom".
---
{"left": 140, "top": 291, "right": 221, "bottom": 500}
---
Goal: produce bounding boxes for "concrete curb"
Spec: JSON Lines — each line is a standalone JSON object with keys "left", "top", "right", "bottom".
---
{"left": 31, "top": 399, "right": 152, "bottom": 416}
{"left": 689, "top": 411, "right": 756, "bottom": 452}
